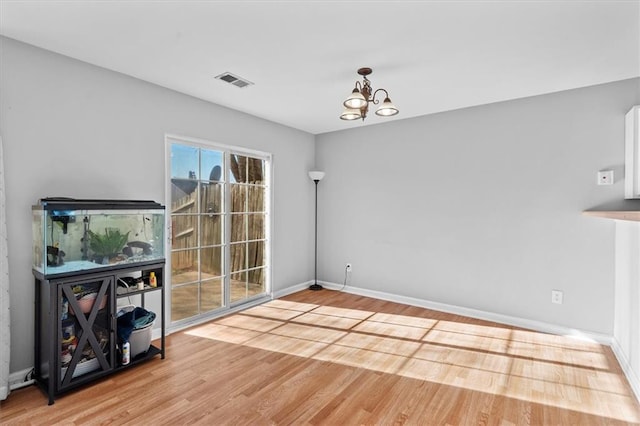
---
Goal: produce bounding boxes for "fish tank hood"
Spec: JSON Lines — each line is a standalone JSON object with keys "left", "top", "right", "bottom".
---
{"left": 33, "top": 198, "right": 165, "bottom": 278}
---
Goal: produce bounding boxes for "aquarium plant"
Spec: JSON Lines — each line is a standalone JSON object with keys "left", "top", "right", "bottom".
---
{"left": 87, "top": 228, "right": 130, "bottom": 263}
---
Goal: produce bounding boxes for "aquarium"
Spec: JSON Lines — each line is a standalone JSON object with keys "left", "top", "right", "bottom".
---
{"left": 33, "top": 198, "right": 165, "bottom": 277}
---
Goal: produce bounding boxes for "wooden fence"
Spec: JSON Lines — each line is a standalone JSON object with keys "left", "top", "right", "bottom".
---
{"left": 171, "top": 183, "right": 265, "bottom": 286}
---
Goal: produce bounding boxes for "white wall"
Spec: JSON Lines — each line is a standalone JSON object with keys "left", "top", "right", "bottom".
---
{"left": 316, "top": 78, "right": 640, "bottom": 335}
{"left": 0, "top": 37, "right": 316, "bottom": 373}
{"left": 614, "top": 220, "right": 640, "bottom": 398}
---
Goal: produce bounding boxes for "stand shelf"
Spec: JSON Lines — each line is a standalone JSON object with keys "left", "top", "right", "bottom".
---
{"left": 33, "top": 261, "right": 165, "bottom": 404}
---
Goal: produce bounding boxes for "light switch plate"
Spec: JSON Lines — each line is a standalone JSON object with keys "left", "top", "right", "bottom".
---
{"left": 598, "top": 170, "right": 614, "bottom": 185}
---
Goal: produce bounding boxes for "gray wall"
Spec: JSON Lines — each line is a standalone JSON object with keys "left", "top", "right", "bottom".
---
{"left": 0, "top": 37, "right": 316, "bottom": 373}
{"left": 316, "top": 78, "right": 640, "bottom": 335}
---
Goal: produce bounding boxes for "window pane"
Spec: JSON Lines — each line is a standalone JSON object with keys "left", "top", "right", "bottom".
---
{"left": 201, "top": 278, "right": 222, "bottom": 312}
{"left": 171, "top": 180, "right": 198, "bottom": 211}
{"left": 230, "top": 242, "right": 245, "bottom": 273}
{"left": 248, "top": 214, "right": 265, "bottom": 240}
{"left": 200, "top": 182, "right": 222, "bottom": 214}
{"left": 201, "top": 246, "right": 222, "bottom": 279}
{"left": 247, "top": 241, "right": 265, "bottom": 269}
{"left": 230, "top": 184, "right": 246, "bottom": 212}
{"left": 171, "top": 144, "right": 199, "bottom": 180}
{"left": 230, "top": 271, "right": 247, "bottom": 303}
{"left": 172, "top": 284, "right": 199, "bottom": 321}
{"left": 247, "top": 186, "right": 264, "bottom": 212}
{"left": 171, "top": 249, "right": 198, "bottom": 285}
{"left": 201, "top": 149, "right": 223, "bottom": 182}
{"left": 229, "top": 155, "right": 247, "bottom": 183}
{"left": 231, "top": 214, "right": 246, "bottom": 243}
{"left": 247, "top": 158, "right": 264, "bottom": 184}
{"left": 171, "top": 215, "right": 197, "bottom": 250}
{"left": 200, "top": 214, "right": 222, "bottom": 246}
{"left": 248, "top": 267, "right": 265, "bottom": 296}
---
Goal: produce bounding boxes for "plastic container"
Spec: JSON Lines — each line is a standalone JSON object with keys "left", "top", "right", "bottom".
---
{"left": 117, "top": 305, "right": 154, "bottom": 358}
{"left": 69, "top": 292, "right": 107, "bottom": 315}
{"left": 129, "top": 323, "right": 153, "bottom": 358}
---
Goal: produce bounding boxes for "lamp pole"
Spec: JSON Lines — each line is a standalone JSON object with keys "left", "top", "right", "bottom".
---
{"left": 308, "top": 171, "right": 325, "bottom": 290}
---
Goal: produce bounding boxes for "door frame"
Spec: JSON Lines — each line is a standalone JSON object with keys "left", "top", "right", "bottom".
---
{"left": 164, "top": 133, "right": 273, "bottom": 330}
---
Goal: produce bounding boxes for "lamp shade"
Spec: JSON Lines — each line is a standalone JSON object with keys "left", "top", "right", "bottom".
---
{"left": 340, "top": 107, "right": 362, "bottom": 121}
{"left": 375, "top": 97, "right": 399, "bottom": 117}
{"left": 308, "top": 171, "right": 325, "bottom": 181}
{"left": 344, "top": 89, "right": 367, "bottom": 109}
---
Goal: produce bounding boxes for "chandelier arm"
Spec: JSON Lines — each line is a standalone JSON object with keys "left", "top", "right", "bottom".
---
{"left": 371, "top": 88, "right": 390, "bottom": 105}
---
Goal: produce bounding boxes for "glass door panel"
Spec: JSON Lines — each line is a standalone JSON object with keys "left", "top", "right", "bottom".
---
{"left": 248, "top": 268, "right": 266, "bottom": 297}
{"left": 169, "top": 140, "right": 269, "bottom": 324}
{"left": 171, "top": 249, "right": 198, "bottom": 285}
{"left": 201, "top": 278, "right": 223, "bottom": 311}
{"left": 171, "top": 283, "right": 199, "bottom": 321}
{"left": 230, "top": 271, "right": 247, "bottom": 303}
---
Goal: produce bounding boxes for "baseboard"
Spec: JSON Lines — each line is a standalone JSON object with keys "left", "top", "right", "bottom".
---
{"left": 8, "top": 367, "right": 34, "bottom": 391}
{"left": 610, "top": 337, "right": 640, "bottom": 402}
{"left": 315, "top": 280, "right": 612, "bottom": 345}
{"left": 273, "top": 280, "right": 314, "bottom": 299}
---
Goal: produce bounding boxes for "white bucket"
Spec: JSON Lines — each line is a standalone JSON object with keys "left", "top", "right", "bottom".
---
{"left": 118, "top": 305, "right": 154, "bottom": 358}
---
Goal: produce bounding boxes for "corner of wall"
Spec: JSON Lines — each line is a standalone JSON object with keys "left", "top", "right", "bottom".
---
{"left": 611, "top": 336, "right": 640, "bottom": 403}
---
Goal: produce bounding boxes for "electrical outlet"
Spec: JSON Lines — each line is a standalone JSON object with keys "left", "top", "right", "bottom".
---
{"left": 551, "top": 290, "right": 563, "bottom": 304}
{"left": 346, "top": 263, "right": 352, "bottom": 273}
{"left": 597, "top": 170, "right": 614, "bottom": 185}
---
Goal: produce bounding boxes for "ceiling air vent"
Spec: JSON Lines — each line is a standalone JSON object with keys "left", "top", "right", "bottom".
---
{"left": 214, "top": 72, "right": 253, "bottom": 88}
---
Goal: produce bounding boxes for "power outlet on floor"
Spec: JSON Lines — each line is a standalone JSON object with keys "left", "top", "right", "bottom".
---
{"left": 551, "top": 290, "right": 563, "bottom": 304}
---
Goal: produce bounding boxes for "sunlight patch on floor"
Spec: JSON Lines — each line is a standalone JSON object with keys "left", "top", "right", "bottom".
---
{"left": 185, "top": 299, "right": 640, "bottom": 423}
{"left": 186, "top": 323, "right": 261, "bottom": 345}
{"left": 368, "top": 312, "right": 438, "bottom": 329}
{"left": 216, "top": 314, "right": 283, "bottom": 333}
{"left": 269, "top": 322, "right": 348, "bottom": 345}
{"left": 245, "top": 333, "right": 330, "bottom": 358}
{"left": 293, "top": 312, "right": 364, "bottom": 329}
{"left": 428, "top": 321, "right": 610, "bottom": 369}
{"left": 335, "top": 332, "right": 422, "bottom": 357}
{"left": 424, "top": 328, "right": 511, "bottom": 353}
{"left": 264, "top": 299, "right": 319, "bottom": 312}
{"left": 241, "top": 305, "right": 306, "bottom": 321}
{"left": 314, "top": 344, "right": 408, "bottom": 375}
{"left": 311, "top": 305, "right": 375, "bottom": 320}
{"left": 507, "top": 339, "right": 609, "bottom": 369}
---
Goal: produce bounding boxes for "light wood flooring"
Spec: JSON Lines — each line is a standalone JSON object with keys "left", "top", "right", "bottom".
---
{"left": 2, "top": 289, "right": 640, "bottom": 425}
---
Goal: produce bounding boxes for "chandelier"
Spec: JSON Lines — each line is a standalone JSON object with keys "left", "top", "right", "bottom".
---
{"left": 340, "top": 67, "right": 399, "bottom": 121}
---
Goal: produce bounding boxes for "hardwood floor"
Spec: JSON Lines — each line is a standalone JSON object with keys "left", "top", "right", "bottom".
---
{"left": 3, "top": 289, "right": 640, "bottom": 425}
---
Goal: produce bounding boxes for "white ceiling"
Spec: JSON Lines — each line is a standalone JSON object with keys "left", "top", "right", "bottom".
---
{"left": 1, "top": 1, "right": 639, "bottom": 135}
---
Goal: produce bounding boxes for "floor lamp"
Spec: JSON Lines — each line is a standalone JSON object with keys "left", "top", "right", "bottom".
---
{"left": 309, "top": 171, "right": 325, "bottom": 291}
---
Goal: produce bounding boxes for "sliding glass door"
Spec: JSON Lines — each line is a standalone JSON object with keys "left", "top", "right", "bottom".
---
{"left": 167, "top": 136, "right": 270, "bottom": 325}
